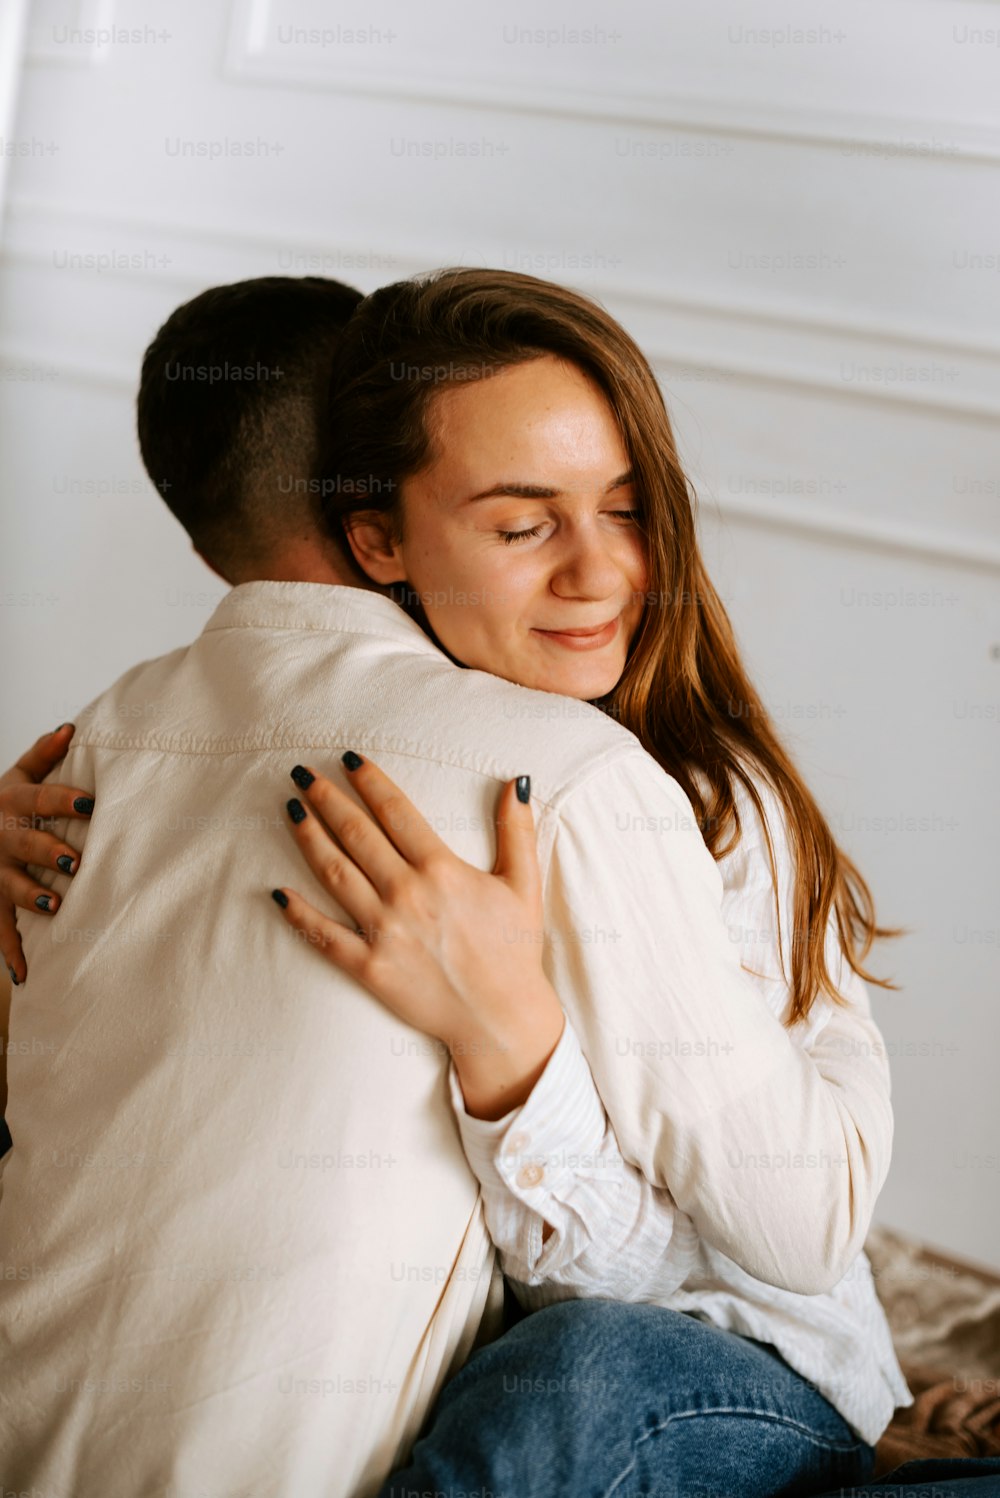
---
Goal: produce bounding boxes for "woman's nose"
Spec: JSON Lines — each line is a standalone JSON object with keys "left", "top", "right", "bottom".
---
{"left": 549, "top": 527, "right": 626, "bottom": 601}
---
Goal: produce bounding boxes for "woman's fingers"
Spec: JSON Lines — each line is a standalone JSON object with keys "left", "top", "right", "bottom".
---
{"left": 0, "top": 864, "right": 63, "bottom": 985}
{"left": 1, "top": 821, "right": 79, "bottom": 879}
{"left": 0, "top": 864, "right": 62, "bottom": 917}
{"left": 0, "top": 904, "right": 26, "bottom": 984}
{"left": 336, "top": 754, "right": 447, "bottom": 869}
{"left": 271, "top": 884, "right": 373, "bottom": 984}
{"left": 282, "top": 792, "right": 381, "bottom": 930}
{"left": 492, "top": 776, "right": 541, "bottom": 901}
{"left": 2, "top": 781, "right": 95, "bottom": 826}
{"left": 11, "top": 723, "right": 76, "bottom": 783}
{"left": 0, "top": 771, "right": 82, "bottom": 982}
{"left": 289, "top": 763, "right": 411, "bottom": 897}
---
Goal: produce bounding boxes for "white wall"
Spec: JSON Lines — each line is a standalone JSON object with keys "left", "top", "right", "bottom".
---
{"left": 1, "top": 0, "right": 998, "bottom": 1267}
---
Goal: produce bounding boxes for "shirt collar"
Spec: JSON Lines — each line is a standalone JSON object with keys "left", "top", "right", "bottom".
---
{"left": 201, "top": 580, "right": 441, "bottom": 652}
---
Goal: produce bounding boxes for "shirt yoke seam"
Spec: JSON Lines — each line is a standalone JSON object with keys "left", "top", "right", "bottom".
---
{"left": 65, "top": 726, "right": 650, "bottom": 816}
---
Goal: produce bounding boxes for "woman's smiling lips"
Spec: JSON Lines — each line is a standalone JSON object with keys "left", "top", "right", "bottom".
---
{"left": 532, "top": 616, "right": 620, "bottom": 651}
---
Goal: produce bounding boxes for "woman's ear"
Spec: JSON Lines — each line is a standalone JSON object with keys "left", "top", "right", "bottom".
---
{"left": 343, "top": 510, "right": 407, "bottom": 585}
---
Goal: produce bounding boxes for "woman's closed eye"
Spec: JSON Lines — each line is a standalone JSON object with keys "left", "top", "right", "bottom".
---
{"left": 496, "top": 510, "right": 642, "bottom": 545}
{"left": 497, "top": 523, "right": 546, "bottom": 545}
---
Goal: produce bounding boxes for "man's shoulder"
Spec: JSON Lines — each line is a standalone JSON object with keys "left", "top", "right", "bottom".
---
{"left": 397, "top": 655, "right": 710, "bottom": 819}
{"left": 67, "top": 645, "right": 193, "bottom": 741}
{"left": 439, "top": 665, "right": 647, "bottom": 793}
{"left": 54, "top": 618, "right": 675, "bottom": 814}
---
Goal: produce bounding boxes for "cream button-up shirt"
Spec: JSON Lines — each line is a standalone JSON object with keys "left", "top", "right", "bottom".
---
{"left": 1, "top": 582, "right": 902, "bottom": 1494}
{"left": 450, "top": 771, "right": 912, "bottom": 1445}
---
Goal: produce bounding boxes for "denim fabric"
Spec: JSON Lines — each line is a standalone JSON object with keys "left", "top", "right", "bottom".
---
{"left": 379, "top": 1297, "right": 877, "bottom": 1498}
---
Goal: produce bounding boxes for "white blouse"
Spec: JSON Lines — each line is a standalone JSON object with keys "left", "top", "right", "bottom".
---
{"left": 449, "top": 773, "right": 913, "bottom": 1446}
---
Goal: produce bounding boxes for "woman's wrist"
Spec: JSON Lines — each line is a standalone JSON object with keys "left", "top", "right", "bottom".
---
{"left": 449, "top": 991, "right": 566, "bottom": 1122}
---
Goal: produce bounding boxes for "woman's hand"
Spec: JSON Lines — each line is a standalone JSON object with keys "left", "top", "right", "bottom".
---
{"left": 0, "top": 724, "right": 95, "bottom": 983}
{"left": 271, "top": 752, "right": 565, "bottom": 1120}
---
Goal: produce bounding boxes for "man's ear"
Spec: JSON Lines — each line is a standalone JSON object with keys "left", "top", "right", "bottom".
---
{"left": 344, "top": 511, "right": 407, "bottom": 585}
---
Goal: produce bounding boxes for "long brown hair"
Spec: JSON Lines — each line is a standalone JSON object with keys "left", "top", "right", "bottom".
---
{"left": 320, "top": 268, "right": 898, "bottom": 1024}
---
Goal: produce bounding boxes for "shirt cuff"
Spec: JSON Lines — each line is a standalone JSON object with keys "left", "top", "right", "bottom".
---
{"left": 448, "top": 1014, "right": 616, "bottom": 1208}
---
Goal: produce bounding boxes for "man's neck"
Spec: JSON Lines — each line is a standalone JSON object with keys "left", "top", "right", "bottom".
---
{"left": 227, "top": 538, "right": 378, "bottom": 592}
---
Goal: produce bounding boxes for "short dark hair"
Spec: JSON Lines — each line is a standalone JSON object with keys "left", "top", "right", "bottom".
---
{"left": 137, "top": 276, "right": 363, "bottom": 573}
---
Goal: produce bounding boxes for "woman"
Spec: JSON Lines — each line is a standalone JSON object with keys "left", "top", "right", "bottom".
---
{"left": 266, "top": 269, "right": 912, "bottom": 1495}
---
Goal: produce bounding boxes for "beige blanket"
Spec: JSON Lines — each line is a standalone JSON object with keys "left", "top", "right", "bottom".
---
{"left": 865, "top": 1226, "right": 1000, "bottom": 1475}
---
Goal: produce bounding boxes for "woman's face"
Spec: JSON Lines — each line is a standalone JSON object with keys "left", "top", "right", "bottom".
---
{"left": 354, "top": 356, "right": 649, "bottom": 700}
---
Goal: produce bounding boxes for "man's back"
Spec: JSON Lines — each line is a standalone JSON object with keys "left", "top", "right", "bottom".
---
{"left": 0, "top": 580, "right": 635, "bottom": 1497}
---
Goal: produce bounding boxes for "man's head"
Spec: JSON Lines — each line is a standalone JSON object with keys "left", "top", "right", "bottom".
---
{"left": 136, "top": 276, "right": 365, "bottom": 585}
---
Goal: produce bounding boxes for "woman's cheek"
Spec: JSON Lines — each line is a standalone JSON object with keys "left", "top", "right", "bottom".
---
{"left": 412, "top": 539, "right": 489, "bottom": 602}
{"left": 498, "top": 549, "right": 549, "bottom": 599}
{"left": 627, "top": 547, "right": 647, "bottom": 587}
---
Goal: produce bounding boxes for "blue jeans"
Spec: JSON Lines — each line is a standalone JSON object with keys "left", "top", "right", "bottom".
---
{"left": 378, "top": 1297, "right": 876, "bottom": 1498}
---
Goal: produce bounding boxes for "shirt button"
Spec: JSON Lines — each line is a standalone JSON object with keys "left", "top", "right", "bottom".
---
{"left": 506, "top": 1131, "right": 530, "bottom": 1154}
{"left": 516, "top": 1163, "right": 544, "bottom": 1189}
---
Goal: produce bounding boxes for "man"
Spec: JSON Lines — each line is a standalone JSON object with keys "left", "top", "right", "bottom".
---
{"left": 0, "top": 277, "right": 894, "bottom": 1496}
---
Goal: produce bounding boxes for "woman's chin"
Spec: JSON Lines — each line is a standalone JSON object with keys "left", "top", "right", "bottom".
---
{"left": 448, "top": 644, "right": 625, "bottom": 702}
{"left": 523, "top": 660, "right": 626, "bottom": 702}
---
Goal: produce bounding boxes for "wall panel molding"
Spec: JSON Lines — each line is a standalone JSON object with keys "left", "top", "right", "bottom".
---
{"left": 3, "top": 316, "right": 994, "bottom": 573}
{"left": 6, "top": 197, "right": 1000, "bottom": 422}
{"left": 223, "top": 0, "right": 1000, "bottom": 164}
{"left": 697, "top": 491, "right": 1000, "bottom": 573}
{"left": 27, "top": 0, "right": 118, "bottom": 67}
{"left": 5, "top": 326, "right": 996, "bottom": 572}
{"left": 4, "top": 198, "right": 999, "bottom": 572}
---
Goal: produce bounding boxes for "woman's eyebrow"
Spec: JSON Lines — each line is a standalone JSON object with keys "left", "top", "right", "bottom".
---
{"left": 463, "top": 471, "right": 634, "bottom": 504}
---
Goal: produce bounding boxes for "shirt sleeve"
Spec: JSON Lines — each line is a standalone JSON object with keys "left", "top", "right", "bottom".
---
{"left": 534, "top": 745, "right": 894, "bottom": 1297}
{"left": 448, "top": 1014, "right": 700, "bottom": 1305}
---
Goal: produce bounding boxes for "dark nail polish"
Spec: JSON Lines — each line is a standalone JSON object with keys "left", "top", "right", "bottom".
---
{"left": 56, "top": 855, "right": 75, "bottom": 875}
{"left": 516, "top": 775, "right": 531, "bottom": 804}
{"left": 53, "top": 722, "right": 74, "bottom": 734}
{"left": 73, "top": 797, "right": 95, "bottom": 815}
{"left": 271, "top": 889, "right": 289, "bottom": 908}
{"left": 342, "top": 751, "right": 363, "bottom": 772}
{"left": 287, "top": 798, "right": 307, "bottom": 825}
{"left": 35, "top": 895, "right": 53, "bottom": 912}
{"left": 7, "top": 965, "right": 19, "bottom": 986}
{"left": 290, "top": 765, "right": 314, "bottom": 790}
